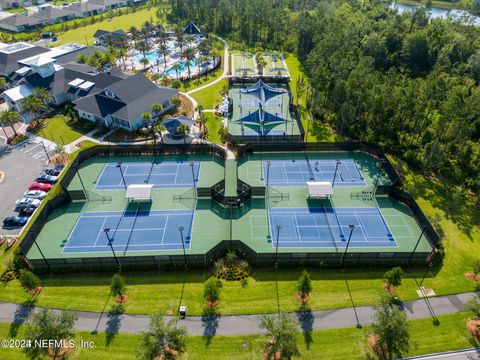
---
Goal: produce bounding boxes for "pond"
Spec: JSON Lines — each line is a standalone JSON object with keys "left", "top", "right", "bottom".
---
{"left": 390, "top": 2, "right": 480, "bottom": 26}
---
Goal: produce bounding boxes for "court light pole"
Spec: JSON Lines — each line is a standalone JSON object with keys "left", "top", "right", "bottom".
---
{"left": 104, "top": 228, "right": 121, "bottom": 272}
{"left": 274, "top": 224, "right": 281, "bottom": 268}
{"left": 179, "top": 226, "right": 188, "bottom": 270}
{"left": 116, "top": 162, "right": 127, "bottom": 190}
{"left": 266, "top": 160, "right": 271, "bottom": 193}
{"left": 341, "top": 225, "right": 355, "bottom": 266}
{"left": 408, "top": 225, "right": 427, "bottom": 264}
{"left": 420, "top": 262, "right": 433, "bottom": 288}
{"left": 33, "top": 238, "right": 51, "bottom": 272}
{"left": 189, "top": 161, "right": 196, "bottom": 197}
{"left": 332, "top": 160, "right": 341, "bottom": 187}
{"left": 76, "top": 167, "right": 90, "bottom": 202}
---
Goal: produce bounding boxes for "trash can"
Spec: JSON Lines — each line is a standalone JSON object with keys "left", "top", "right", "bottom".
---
{"left": 179, "top": 306, "right": 186, "bottom": 318}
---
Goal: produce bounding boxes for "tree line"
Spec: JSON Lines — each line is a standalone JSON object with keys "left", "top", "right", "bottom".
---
{"left": 297, "top": 2, "right": 480, "bottom": 192}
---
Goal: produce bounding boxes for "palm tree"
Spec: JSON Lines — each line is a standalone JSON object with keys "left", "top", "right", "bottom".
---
{"left": 151, "top": 103, "right": 163, "bottom": 120}
{"left": 21, "top": 96, "right": 46, "bottom": 121}
{"left": 140, "top": 58, "right": 149, "bottom": 72}
{"left": 0, "top": 115, "right": 10, "bottom": 139}
{"left": 183, "top": 47, "right": 196, "bottom": 78}
{"left": 155, "top": 123, "right": 166, "bottom": 144}
{"left": 33, "top": 87, "right": 52, "bottom": 106}
{"left": 136, "top": 40, "right": 151, "bottom": 58}
{"left": 129, "top": 26, "right": 139, "bottom": 48}
{"left": 172, "top": 62, "right": 181, "bottom": 80}
{"left": 117, "top": 48, "right": 128, "bottom": 70}
{"left": 157, "top": 44, "right": 169, "bottom": 71}
{"left": 0, "top": 76, "right": 9, "bottom": 92}
{"left": 185, "top": 34, "right": 195, "bottom": 49}
{"left": 158, "top": 29, "right": 169, "bottom": 46}
{"left": 0, "top": 110, "right": 22, "bottom": 137}
{"left": 197, "top": 113, "right": 207, "bottom": 142}
{"left": 176, "top": 34, "right": 186, "bottom": 55}
{"left": 176, "top": 123, "right": 190, "bottom": 144}
{"left": 136, "top": 314, "right": 187, "bottom": 360}
{"left": 256, "top": 53, "right": 266, "bottom": 76}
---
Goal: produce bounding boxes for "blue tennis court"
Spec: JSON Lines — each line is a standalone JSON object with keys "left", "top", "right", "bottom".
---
{"left": 269, "top": 207, "right": 397, "bottom": 248}
{"left": 62, "top": 210, "right": 194, "bottom": 254}
{"left": 95, "top": 161, "right": 200, "bottom": 190}
{"left": 263, "top": 159, "right": 365, "bottom": 186}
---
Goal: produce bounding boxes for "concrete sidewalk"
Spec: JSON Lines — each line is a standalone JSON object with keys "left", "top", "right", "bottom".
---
{"left": 0, "top": 292, "right": 475, "bottom": 336}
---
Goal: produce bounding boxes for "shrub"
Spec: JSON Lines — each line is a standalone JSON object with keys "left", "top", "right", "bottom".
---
{"left": 110, "top": 274, "right": 126, "bottom": 297}
{"left": 18, "top": 269, "right": 40, "bottom": 292}
{"left": 203, "top": 278, "right": 220, "bottom": 304}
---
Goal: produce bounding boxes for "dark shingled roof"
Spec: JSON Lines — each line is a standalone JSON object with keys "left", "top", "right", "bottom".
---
{"left": 22, "top": 64, "right": 125, "bottom": 98}
{"left": 64, "top": 2, "right": 105, "bottom": 15}
{"left": 93, "top": 29, "right": 127, "bottom": 39}
{"left": 0, "top": 44, "right": 50, "bottom": 76}
{"left": 74, "top": 73, "right": 178, "bottom": 121}
{"left": 183, "top": 21, "right": 201, "bottom": 35}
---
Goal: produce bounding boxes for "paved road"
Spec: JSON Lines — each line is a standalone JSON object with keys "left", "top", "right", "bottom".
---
{"left": 404, "top": 348, "right": 480, "bottom": 359}
{"left": 0, "top": 292, "right": 475, "bottom": 336}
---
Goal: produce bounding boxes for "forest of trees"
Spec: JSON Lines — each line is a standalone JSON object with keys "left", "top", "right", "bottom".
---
{"left": 169, "top": 0, "right": 480, "bottom": 192}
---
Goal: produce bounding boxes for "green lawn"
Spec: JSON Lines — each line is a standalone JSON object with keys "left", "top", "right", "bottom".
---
{"left": 55, "top": 9, "right": 159, "bottom": 45}
{"left": 31, "top": 115, "right": 95, "bottom": 145}
{"left": 284, "top": 53, "right": 340, "bottom": 142}
{"left": 204, "top": 112, "right": 223, "bottom": 145}
{"left": 191, "top": 79, "right": 227, "bottom": 109}
{"left": 1, "top": 150, "right": 479, "bottom": 315}
{"left": 0, "top": 312, "right": 475, "bottom": 359}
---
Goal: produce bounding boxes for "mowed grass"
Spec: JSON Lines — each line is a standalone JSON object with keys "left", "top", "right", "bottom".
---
{"left": 0, "top": 312, "right": 475, "bottom": 359}
{"left": 204, "top": 112, "right": 223, "bottom": 145}
{"left": 284, "top": 53, "right": 340, "bottom": 142}
{"left": 55, "top": 9, "right": 158, "bottom": 45}
{"left": 191, "top": 79, "right": 227, "bottom": 109}
{"left": 31, "top": 115, "right": 95, "bottom": 144}
{"left": 1, "top": 153, "right": 479, "bottom": 315}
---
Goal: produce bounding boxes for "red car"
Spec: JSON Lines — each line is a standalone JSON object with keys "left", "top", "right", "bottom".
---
{"left": 28, "top": 182, "right": 52, "bottom": 192}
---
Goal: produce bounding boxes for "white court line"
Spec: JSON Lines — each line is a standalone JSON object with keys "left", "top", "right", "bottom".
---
{"left": 93, "top": 217, "right": 108, "bottom": 247}
{"left": 354, "top": 213, "right": 368, "bottom": 242}
{"left": 160, "top": 214, "right": 169, "bottom": 245}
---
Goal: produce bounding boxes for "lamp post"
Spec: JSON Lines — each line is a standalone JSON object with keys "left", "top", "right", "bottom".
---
{"left": 116, "top": 162, "right": 127, "bottom": 190}
{"left": 409, "top": 225, "right": 427, "bottom": 263}
{"left": 40, "top": 141, "right": 50, "bottom": 162}
{"left": 332, "top": 160, "right": 341, "bottom": 187}
{"left": 274, "top": 224, "right": 281, "bottom": 268}
{"left": 104, "top": 228, "right": 121, "bottom": 272}
{"left": 341, "top": 225, "right": 355, "bottom": 266}
{"left": 179, "top": 226, "right": 188, "bottom": 270}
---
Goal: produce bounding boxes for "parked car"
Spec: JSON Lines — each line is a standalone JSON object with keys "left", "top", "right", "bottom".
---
{"left": 35, "top": 174, "right": 58, "bottom": 184}
{"left": 28, "top": 182, "right": 52, "bottom": 192}
{"left": 19, "top": 207, "right": 36, "bottom": 217}
{"left": 23, "top": 190, "right": 47, "bottom": 200}
{"left": 44, "top": 169, "right": 60, "bottom": 176}
{"left": 14, "top": 198, "right": 41, "bottom": 210}
{"left": 3, "top": 216, "right": 28, "bottom": 228}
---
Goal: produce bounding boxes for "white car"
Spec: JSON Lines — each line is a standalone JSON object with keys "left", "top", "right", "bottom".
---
{"left": 23, "top": 190, "right": 47, "bottom": 200}
{"left": 14, "top": 198, "right": 41, "bottom": 210}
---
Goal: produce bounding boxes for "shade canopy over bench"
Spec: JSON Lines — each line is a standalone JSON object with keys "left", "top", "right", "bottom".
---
{"left": 307, "top": 181, "right": 333, "bottom": 199}
{"left": 126, "top": 184, "right": 153, "bottom": 202}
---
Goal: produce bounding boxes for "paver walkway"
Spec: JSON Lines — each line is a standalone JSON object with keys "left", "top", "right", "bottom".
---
{"left": 0, "top": 292, "right": 475, "bottom": 336}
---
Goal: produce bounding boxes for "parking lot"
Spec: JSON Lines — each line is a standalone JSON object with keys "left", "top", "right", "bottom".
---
{"left": 0, "top": 143, "right": 47, "bottom": 236}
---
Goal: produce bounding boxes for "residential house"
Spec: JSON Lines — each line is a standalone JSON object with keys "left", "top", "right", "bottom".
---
{"left": 64, "top": 2, "right": 105, "bottom": 18}
{"left": 0, "top": 42, "right": 50, "bottom": 77}
{"left": 74, "top": 73, "right": 178, "bottom": 130}
{"left": 0, "top": 13, "right": 43, "bottom": 32}
{"left": 93, "top": 29, "right": 128, "bottom": 47}
{"left": 86, "top": 0, "right": 127, "bottom": 11}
